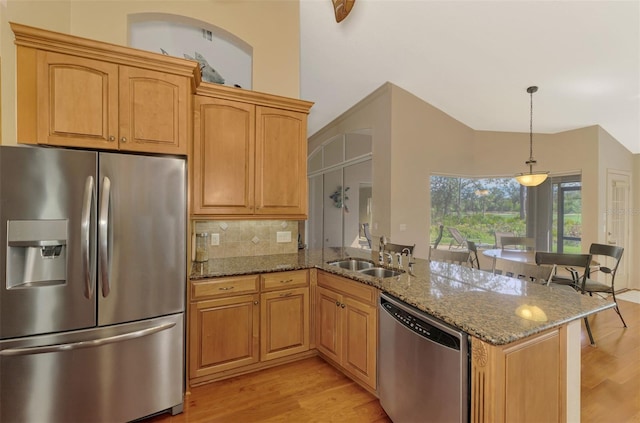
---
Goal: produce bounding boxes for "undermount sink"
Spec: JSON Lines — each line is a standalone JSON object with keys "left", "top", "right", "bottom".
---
{"left": 358, "top": 267, "right": 404, "bottom": 278}
{"left": 328, "top": 258, "right": 375, "bottom": 271}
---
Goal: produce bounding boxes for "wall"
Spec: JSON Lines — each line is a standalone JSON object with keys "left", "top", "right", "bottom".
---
{"left": 310, "top": 82, "right": 636, "bottom": 266}
{"left": 308, "top": 82, "right": 393, "bottom": 243}
{"left": 0, "top": 0, "right": 301, "bottom": 146}
{"left": 634, "top": 155, "right": 640, "bottom": 289}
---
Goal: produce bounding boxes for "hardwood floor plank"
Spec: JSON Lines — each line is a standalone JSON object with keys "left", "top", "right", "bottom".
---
{"left": 145, "top": 297, "right": 639, "bottom": 423}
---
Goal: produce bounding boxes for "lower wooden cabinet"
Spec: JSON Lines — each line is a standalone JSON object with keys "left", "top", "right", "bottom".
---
{"left": 261, "top": 287, "right": 310, "bottom": 361}
{"left": 470, "top": 326, "right": 567, "bottom": 423}
{"left": 189, "top": 270, "right": 310, "bottom": 384}
{"left": 316, "top": 271, "right": 378, "bottom": 390}
{"left": 189, "top": 293, "right": 260, "bottom": 379}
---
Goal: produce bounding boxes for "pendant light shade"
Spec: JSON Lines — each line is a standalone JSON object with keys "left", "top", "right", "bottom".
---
{"left": 515, "top": 86, "right": 548, "bottom": 187}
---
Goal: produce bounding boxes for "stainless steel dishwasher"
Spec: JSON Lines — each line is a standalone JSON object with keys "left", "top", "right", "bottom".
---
{"left": 378, "top": 293, "right": 469, "bottom": 423}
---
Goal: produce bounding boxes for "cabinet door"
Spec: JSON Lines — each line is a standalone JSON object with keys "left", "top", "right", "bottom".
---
{"left": 260, "top": 287, "right": 310, "bottom": 361}
{"left": 342, "top": 296, "right": 377, "bottom": 389}
{"left": 255, "top": 106, "right": 308, "bottom": 217}
{"left": 119, "top": 66, "right": 189, "bottom": 155}
{"left": 193, "top": 96, "right": 255, "bottom": 215}
{"left": 37, "top": 51, "right": 119, "bottom": 149}
{"left": 189, "top": 294, "right": 259, "bottom": 379}
{"left": 316, "top": 286, "right": 342, "bottom": 363}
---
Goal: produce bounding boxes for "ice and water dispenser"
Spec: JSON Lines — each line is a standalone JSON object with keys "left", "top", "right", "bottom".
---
{"left": 6, "top": 220, "right": 67, "bottom": 288}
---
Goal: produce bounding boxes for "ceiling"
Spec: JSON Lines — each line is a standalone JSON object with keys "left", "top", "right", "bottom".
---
{"left": 300, "top": 0, "right": 640, "bottom": 153}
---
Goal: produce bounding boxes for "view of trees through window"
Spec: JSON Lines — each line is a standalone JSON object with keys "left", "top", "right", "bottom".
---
{"left": 430, "top": 176, "right": 526, "bottom": 247}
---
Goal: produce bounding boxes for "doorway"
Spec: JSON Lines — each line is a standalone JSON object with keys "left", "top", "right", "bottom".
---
{"left": 606, "top": 170, "right": 630, "bottom": 289}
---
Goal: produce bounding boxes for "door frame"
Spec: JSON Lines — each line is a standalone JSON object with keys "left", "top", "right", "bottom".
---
{"left": 605, "top": 169, "right": 631, "bottom": 290}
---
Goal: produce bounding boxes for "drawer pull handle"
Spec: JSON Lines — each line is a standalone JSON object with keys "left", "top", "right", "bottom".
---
{"left": 218, "top": 286, "right": 235, "bottom": 291}
{"left": 279, "top": 292, "right": 293, "bottom": 297}
{"left": 280, "top": 279, "right": 294, "bottom": 284}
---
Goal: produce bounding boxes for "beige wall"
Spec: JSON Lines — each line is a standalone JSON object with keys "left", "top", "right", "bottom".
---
{"left": 0, "top": 0, "right": 301, "bottom": 146}
{"left": 634, "top": 155, "right": 640, "bottom": 289}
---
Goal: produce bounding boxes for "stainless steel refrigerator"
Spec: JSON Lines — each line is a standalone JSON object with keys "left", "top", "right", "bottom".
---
{"left": 0, "top": 146, "right": 186, "bottom": 422}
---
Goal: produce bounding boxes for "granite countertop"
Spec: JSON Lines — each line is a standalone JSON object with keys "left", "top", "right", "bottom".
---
{"left": 190, "top": 247, "right": 615, "bottom": 346}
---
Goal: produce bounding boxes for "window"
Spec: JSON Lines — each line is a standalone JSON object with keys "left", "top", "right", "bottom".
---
{"left": 430, "top": 176, "right": 524, "bottom": 247}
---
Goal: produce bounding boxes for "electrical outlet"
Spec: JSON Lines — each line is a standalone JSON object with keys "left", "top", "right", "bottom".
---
{"left": 210, "top": 233, "right": 220, "bottom": 246}
{"left": 277, "top": 231, "right": 292, "bottom": 243}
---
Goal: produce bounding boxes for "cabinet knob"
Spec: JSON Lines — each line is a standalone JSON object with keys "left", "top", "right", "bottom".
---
{"left": 336, "top": 301, "right": 340, "bottom": 307}
{"left": 121, "top": 137, "right": 127, "bottom": 143}
{"left": 253, "top": 301, "right": 259, "bottom": 305}
{"left": 108, "top": 136, "right": 115, "bottom": 142}
{"left": 341, "top": 303, "right": 345, "bottom": 309}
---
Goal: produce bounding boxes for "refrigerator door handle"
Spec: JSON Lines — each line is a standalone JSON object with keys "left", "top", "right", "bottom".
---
{"left": 0, "top": 321, "right": 176, "bottom": 357}
{"left": 99, "top": 176, "right": 111, "bottom": 297}
{"left": 81, "top": 176, "right": 95, "bottom": 299}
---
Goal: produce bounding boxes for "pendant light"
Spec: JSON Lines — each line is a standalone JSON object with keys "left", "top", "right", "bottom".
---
{"left": 514, "top": 86, "right": 548, "bottom": 187}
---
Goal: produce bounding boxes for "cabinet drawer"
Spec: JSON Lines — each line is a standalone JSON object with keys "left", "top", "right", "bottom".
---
{"left": 191, "top": 275, "right": 259, "bottom": 300}
{"left": 317, "top": 271, "right": 377, "bottom": 305}
{"left": 261, "top": 270, "right": 309, "bottom": 291}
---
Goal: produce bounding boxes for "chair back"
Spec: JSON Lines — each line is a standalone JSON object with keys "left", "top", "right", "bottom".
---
{"left": 429, "top": 247, "right": 470, "bottom": 266}
{"left": 447, "top": 227, "right": 467, "bottom": 249}
{"left": 362, "top": 223, "right": 372, "bottom": 248}
{"left": 494, "top": 231, "right": 515, "bottom": 248}
{"left": 432, "top": 224, "right": 444, "bottom": 249}
{"left": 535, "top": 252, "right": 592, "bottom": 290}
{"left": 385, "top": 242, "right": 415, "bottom": 256}
{"left": 501, "top": 236, "right": 535, "bottom": 251}
{"left": 588, "top": 243, "right": 623, "bottom": 277}
{"left": 466, "top": 241, "right": 479, "bottom": 269}
{"left": 494, "top": 259, "right": 553, "bottom": 284}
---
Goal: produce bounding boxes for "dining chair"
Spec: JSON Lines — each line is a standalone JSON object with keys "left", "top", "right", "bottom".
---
{"left": 584, "top": 243, "right": 626, "bottom": 329}
{"left": 431, "top": 224, "right": 444, "bottom": 249}
{"left": 493, "top": 259, "right": 553, "bottom": 285}
{"left": 501, "top": 236, "right": 535, "bottom": 251}
{"left": 494, "top": 231, "right": 515, "bottom": 248}
{"left": 535, "top": 251, "right": 598, "bottom": 345}
{"left": 447, "top": 227, "right": 468, "bottom": 250}
{"left": 429, "top": 247, "right": 470, "bottom": 266}
{"left": 466, "top": 241, "right": 491, "bottom": 271}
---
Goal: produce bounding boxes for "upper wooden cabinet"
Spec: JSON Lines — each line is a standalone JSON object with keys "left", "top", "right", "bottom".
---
{"left": 193, "top": 84, "right": 313, "bottom": 219}
{"left": 12, "top": 22, "right": 199, "bottom": 155}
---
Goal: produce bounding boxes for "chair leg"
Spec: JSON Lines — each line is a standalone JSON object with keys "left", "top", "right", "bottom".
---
{"left": 610, "top": 291, "right": 628, "bottom": 328}
{"left": 583, "top": 316, "right": 595, "bottom": 346}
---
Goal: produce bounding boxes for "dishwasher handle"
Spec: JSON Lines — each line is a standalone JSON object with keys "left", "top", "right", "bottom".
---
{"left": 380, "top": 296, "right": 462, "bottom": 351}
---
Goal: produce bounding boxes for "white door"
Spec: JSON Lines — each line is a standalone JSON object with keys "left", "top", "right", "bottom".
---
{"left": 606, "top": 170, "right": 630, "bottom": 289}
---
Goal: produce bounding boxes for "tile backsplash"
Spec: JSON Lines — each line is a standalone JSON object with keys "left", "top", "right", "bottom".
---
{"left": 193, "top": 220, "right": 300, "bottom": 259}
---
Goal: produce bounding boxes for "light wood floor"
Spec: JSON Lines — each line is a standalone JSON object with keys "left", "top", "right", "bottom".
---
{"left": 145, "top": 297, "right": 639, "bottom": 423}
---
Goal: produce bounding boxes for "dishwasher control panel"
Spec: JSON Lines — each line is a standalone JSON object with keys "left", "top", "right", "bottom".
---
{"left": 381, "top": 298, "right": 461, "bottom": 350}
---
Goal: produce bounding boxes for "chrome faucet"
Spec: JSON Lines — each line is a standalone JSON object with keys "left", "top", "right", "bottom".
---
{"left": 386, "top": 252, "right": 393, "bottom": 268}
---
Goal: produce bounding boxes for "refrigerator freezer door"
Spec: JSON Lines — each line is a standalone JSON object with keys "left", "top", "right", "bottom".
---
{"left": 0, "top": 146, "right": 97, "bottom": 340}
{"left": 0, "top": 313, "right": 184, "bottom": 422}
{"left": 98, "top": 153, "right": 186, "bottom": 325}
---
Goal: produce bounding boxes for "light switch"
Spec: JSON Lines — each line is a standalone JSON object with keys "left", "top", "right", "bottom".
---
{"left": 277, "top": 231, "right": 292, "bottom": 243}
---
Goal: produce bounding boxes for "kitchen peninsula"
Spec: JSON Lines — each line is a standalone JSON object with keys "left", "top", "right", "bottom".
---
{"left": 190, "top": 247, "right": 613, "bottom": 423}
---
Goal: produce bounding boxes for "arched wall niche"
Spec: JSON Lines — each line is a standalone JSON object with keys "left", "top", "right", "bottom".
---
{"left": 128, "top": 13, "right": 253, "bottom": 89}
